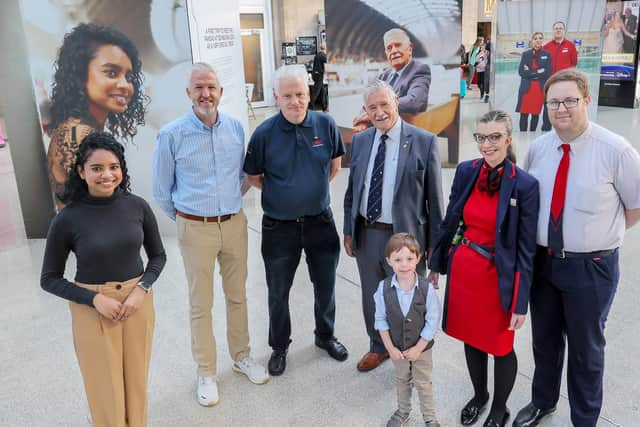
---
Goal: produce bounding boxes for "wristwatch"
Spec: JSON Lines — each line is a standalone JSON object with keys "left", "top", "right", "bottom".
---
{"left": 136, "top": 281, "right": 151, "bottom": 293}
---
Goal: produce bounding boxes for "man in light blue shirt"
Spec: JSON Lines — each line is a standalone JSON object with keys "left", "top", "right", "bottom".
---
{"left": 152, "top": 63, "right": 268, "bottom": 407}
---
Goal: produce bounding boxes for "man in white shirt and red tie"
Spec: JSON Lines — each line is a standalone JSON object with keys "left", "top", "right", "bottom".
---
{"left": 514, "top": 69, "right": 640, "bottom": 427}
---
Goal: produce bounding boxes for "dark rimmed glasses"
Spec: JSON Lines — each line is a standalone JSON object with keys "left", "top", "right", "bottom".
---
{"left": 473, "top": 132, "right": 507, "bottom": 144}
{"left": 546, "top": 97, "right": 582, "bottom": 110}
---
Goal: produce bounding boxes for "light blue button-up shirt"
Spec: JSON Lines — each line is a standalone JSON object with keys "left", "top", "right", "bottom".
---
{"left": 373, "top": 274, "right": 441, "bottom": 342}
{"left": 152, "top": 110, "right": 245, "bottom": 220}
{"left": 359, "top": 118, "right": 402, "bottom": 223}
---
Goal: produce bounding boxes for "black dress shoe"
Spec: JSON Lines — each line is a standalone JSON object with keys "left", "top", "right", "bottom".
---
{"left": 483, "top": 410, "right": 509, "bottom": 427}
{"left": 461, "top": 394, "right": 489, "bottom": 425}
{"left": 512, "top": 402, "right": 556, "bottom": 427}
{"left": 315, "top": 337, "right": 349, "bottom": 361}
{"left": 268, "top": 350, "right": 287, "bottom": 376}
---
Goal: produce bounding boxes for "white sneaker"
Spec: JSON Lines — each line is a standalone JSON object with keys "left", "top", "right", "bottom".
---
{"left": 197, "top": 376, "right": 219, "bottom": 406}
{"left": 232, "top": 356, "right": 270, "bottom": 384}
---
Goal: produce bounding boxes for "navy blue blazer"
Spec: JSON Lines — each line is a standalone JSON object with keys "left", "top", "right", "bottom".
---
{"left": 516, "top": 48, "right": 551, "bottom": 112}
{"left": 428, "top": 159, "right": 539, "bottom": 314}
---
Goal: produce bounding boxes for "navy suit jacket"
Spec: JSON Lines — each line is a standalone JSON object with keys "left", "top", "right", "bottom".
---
{"left": 379, "top": 59, "right": 431, "bottom": 114}
{"left": 429, "top": 159, "right": 539, "bottom": 314}
{"left": 516, "top": 48, "right": 552, "bottom": 112}
{"left": 344, "top": 120, "right": 444, "bottom": 256}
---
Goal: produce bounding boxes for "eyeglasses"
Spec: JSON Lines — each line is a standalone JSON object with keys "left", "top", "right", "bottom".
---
{"left": 473, "top": 132, "right": 507, "bottom": 144}
{"left": 546, "top": 97, "right": 581, "bottom": 110}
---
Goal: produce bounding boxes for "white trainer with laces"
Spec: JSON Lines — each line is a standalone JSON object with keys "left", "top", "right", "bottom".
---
{"left": 232, "top": 356, "right": 270, "bottom": 384}
{"left": 197, "top": 376, "right": 219, "bottom": 406}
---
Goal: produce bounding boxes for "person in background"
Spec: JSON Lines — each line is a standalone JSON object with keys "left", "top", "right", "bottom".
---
{"left": 467, "top": 37, "right": 484, "bottom": 90}
{"left": 516, "top": 32, "right": 551, "bottom": 132}
{"left": 41, "top": 132, "right": 166, "bottom": 427}
{"left": 476, "top": 44, "right": 488, "bottom": 101}
{"left": 540, "top": 21, "right": 577, "bottom": 131}
{"left": 310, "top": 43, "right": 328, "bottom": 111}
{"left": 430, "top": 111, "right": 539, "bottom": 427}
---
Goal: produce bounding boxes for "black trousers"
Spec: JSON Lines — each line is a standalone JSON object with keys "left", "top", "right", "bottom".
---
{"left": 261, "top": 209, "right": 340, "bottom": 351}
{"left": 530, "top": 248, "right": 619, "bottom": 427}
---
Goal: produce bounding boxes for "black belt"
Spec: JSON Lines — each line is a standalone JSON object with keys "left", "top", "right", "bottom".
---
{"left": 539, "top": 246, "right": 617, "bottom": 259}
{"left": 266, "top": 211, "right": 327, "bottom": 223}
{"left": 460, "top": 237, "right": 494, "bottom": 261}
{"left": 358, "top": 215, "right": 393, "bottom": 230}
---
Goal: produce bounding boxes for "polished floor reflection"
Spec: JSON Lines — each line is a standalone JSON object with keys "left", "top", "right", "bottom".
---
{"left": 1, "top": 93, "right": 639, "bottom": 426}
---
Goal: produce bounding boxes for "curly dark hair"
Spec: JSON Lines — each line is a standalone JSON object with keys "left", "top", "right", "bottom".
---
{"left": 46, "top": 23, "right": 148, "bottom": 140}
{"left": 58, "top": 132, "right": 131, "bottom": 203}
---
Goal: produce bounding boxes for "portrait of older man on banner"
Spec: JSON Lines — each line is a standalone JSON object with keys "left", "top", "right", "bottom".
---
{"left": 326, "top": 0, "right": 462, "bottom": 166}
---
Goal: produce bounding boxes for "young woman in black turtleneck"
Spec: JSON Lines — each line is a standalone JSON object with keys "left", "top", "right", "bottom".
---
{"left": 41, "top": 132, "right": 166, "bottom": 427}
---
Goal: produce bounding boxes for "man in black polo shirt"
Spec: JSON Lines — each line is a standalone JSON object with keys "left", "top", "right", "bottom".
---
{"left": 244, "top": 64, "right": 348, "bottom": 376}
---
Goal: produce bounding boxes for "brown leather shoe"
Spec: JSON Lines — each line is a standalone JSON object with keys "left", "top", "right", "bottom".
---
{"left": 357, "top": 352, "right": 389, "bottom": 372}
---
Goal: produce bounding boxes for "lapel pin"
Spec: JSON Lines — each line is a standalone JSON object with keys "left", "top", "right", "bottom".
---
{"left": 510, "top": 198, "right": 517, "bottom": 207}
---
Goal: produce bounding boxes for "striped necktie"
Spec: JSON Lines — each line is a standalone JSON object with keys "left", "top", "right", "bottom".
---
{"left": 366, "top": 134, "right": 388, "bottom": 223}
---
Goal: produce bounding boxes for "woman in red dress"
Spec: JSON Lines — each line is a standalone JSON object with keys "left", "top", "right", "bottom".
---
{"left": 516, "top": 32, "right": 551, "bottom": 132}
{"left": 429, "top": 111, "right": 539, "bottom": 427}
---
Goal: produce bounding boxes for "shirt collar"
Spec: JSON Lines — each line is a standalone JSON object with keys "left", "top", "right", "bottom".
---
{"left": 277, "top": 110, "right": 313, "bottom": 131}
{"left": 390, "top": 273, "right": 419, "bottom": 291}
{"left": 393, "top": 60, "right": 411, "bottom": 78}
{"left": 375, "top": 117, "right": 402, "bottom": 143}
{"left": 189, "top": 109, "right": 222, "bottom": 131}
{"left": 553, "top": 122, "right": 593, "bottom": 149}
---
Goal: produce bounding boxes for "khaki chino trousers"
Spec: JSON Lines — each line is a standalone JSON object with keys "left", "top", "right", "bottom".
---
{"left": 392, "top": 348, "right": 437, "bottom": 421}
{"left": 70, "top": 277, "right": 154, "bottom": 427}
{"left": 177, "top": 210, "right": 250, "bottom": 376}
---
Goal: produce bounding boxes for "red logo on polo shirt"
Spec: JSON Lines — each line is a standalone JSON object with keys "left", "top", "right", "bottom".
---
{"left": 312, "top": 137, "right": 324, "bottom": 147}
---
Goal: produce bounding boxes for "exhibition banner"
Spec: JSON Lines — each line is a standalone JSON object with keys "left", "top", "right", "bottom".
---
{"left": 325, "top": 0, "right": 463, "bottom": 166}
{"left": 186, "top": 0, "right": 248, "bottom": 131}
{"left": 494, "top": 0, "right": 605, "bottom": 134}
{"left": 599, "top": 0, "right": 639, "bottom": 107}
{"left": 18, "top": 0, "right": 246, "bottom": 233}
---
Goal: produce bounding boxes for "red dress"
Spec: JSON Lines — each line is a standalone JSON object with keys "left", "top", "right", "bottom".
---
{"left": 443, "top": 181, "right": 514, "bottom": 356}
{"left": 520, "top": 52, "right": 545, "bottom": 115}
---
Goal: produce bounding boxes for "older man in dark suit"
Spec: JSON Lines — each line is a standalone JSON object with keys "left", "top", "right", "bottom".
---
{"left": 353, "top": 28, "right": 431, "bottom": 132}
{"left": 623, "top": 7, "right": 638, "bottom": 53}
{"left": 344, "top": 80, "right": 444, "bottom": 372}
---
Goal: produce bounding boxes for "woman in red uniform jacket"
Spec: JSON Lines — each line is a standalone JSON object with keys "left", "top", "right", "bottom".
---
{"left": 516, "top": 32, "right": 551, "bottom": 132}
{"left": 429, "top": 110, "right": 539, "bottom": 427}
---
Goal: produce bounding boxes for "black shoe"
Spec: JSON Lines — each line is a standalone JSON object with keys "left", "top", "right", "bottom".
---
{"left": 483, "top": 410, "right": 509, "bottom": 427}
{"left": 315, "top": 336, "right": 349, "bottom": 361}
{"left": 512, "top": 402, "right": 555, "bottom": 427}
{"left": 461, "top": 394, "right": 489, "bottom": 425}
{"left": 268, "top": 349, "right": 287, "bottom": 376}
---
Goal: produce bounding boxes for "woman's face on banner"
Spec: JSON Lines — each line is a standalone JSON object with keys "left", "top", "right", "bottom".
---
{"left": 85, "top": 44, "right": 134, "bottom": 125}
{"left": 532, "top": 33, "right": 544, "bottom": 49}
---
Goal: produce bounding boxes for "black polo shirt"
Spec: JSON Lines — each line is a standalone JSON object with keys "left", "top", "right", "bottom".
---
{"left": 243, "top": 110, "right": 345, "bottom": 220}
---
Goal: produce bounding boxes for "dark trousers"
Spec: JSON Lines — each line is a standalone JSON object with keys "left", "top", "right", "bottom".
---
{"left": 261, "top": 210, "right": 340, "bottom": 351}
{"left": 354, "top": 218, "right": 426, "bottom": 353}
{"left": 529, "top": 248, "right": 619, "bottom": 427}
{"left": 541, "top": 103, "right": 552, "bottom": 131}
{"left": 310, "top": 74, "right": 325, "bottom": 110}
{"left": 477, "top": 71, "right": 486, "bottom": 97}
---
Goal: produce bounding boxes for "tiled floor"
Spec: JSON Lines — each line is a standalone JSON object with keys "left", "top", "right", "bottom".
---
{"left": 1, "top": 90, "right": 639, "bottom": 426}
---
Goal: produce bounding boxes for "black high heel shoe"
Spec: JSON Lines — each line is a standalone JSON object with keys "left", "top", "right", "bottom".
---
{"left": 460, "top": 394, "right": 490, "bottom": 425}
{"left": 482, "top": 410, "right": 510, "bottom": 427}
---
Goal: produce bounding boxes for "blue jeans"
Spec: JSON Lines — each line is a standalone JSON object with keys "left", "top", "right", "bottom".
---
{"left": 261, "top": 209, "right": 340, "bottom": 350}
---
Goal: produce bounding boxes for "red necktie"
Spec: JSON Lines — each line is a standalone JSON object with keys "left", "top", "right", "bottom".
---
{"left": 548, "top": 144, "right": 571, "bottom": 254}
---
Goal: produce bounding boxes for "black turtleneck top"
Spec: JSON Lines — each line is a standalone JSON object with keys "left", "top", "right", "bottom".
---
{"left": 40, "top": 189, "right": 166, "bottom": 306}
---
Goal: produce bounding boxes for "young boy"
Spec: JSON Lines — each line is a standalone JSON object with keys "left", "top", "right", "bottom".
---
{"left": 374, "top": 233, "right": 441, "bottom": 427}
